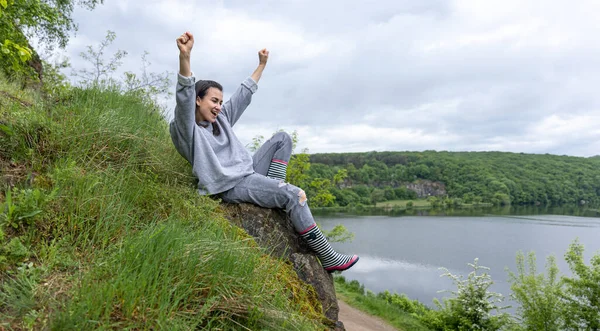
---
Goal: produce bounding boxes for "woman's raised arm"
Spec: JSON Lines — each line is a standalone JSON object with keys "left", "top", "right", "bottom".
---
{"left": 177, "top": 32, "right": 194, "bottom": 77}
{"left": 170, "top": 32, "right": 197, "bottom": 153}
{"left": 251, "top": 48, "right": 269, "bottom": 83}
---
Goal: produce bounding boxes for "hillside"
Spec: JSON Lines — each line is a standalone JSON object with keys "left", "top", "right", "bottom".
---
{"left": 304, "top": 151, "right": 600, "bottom": 207}
{"left": 0, "top": 79, "right": 327, "bottom": 330}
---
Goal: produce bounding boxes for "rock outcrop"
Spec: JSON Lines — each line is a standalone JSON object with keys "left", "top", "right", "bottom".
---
{"left": 406, "top": 179, "right": 446, "bottom": 198}
{"left": 222, "top": 203, "right": 344, "bottom": 330}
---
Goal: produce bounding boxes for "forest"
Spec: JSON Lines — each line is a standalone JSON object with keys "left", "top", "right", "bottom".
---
{"left": 294, "top": 151, "right": 600, "bottom": 208}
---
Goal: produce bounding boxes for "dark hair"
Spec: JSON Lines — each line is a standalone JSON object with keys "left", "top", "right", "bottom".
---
{"left": 195, "top": 80, "right": 223, "bottom": 136}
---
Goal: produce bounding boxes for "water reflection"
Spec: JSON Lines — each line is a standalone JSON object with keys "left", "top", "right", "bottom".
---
{"left": 342, "top": 255, "right": 457, "bottom": 304}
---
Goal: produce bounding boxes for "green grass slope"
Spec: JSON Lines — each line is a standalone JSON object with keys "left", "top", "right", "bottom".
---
{"left": 0, "top": 80, "right": 324, "bottom": 330}
{"left": 334, "top": 276, "right": 430, "bottom": 331}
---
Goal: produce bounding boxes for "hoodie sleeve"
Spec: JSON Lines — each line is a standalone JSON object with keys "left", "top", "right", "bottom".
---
{"left": 221, "top": 77, "right": 258, "bottom": 127}
{"left": 169, "top": 73, "right": 196, "bottom": 160}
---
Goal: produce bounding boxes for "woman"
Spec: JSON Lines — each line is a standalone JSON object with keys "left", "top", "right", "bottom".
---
{"left": 169, "top": 31, "right": 358, "bottom": 272}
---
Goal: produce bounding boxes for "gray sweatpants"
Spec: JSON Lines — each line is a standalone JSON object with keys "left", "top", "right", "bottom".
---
{"left": 220, "top": 132, "right": 315, "bottom": 233}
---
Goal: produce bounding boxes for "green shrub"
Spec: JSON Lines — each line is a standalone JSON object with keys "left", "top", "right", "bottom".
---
{"left": 562, "top": 240, "right": 600, "bottom": 330}
{"left": 377, "top": 291, "right": 430, "bottom": 316}
{"left": 507, "top": 251, "right": 563, "bottom": 331}
{"left": 333, "top": 276, "right": 430, "bottom": 331}
{"left": 430, "top": 259, "right": 512, "bottom": 331}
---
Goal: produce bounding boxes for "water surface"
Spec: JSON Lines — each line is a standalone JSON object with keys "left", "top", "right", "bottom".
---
{"left": 318, "top": 212, "right": 600, "bottom": 308}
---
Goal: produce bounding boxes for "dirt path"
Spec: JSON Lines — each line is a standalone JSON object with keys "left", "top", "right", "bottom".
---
{"left": 337, "top": 300, "right": 399, "bottom": 331}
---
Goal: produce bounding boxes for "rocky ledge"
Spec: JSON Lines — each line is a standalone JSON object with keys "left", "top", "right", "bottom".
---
{"left": 222, "top": 203, "right": 345, "bottom": 330}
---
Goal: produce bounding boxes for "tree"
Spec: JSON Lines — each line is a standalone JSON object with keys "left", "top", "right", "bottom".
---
{"left": 462, "top": 192, "right": 474, "bottom": 204}
{"left": 322, "top": 224, "right": 354, "bottom": 243}
{"left": 491, "top": 193, "right": 511, "bottom": 206}
{"left": 562, "top": 240, "right": 600, "bottom": 330}
{"left": 507, "top": 251, "right": 564, "bottom": 331}
{"left": 392, "top": 186, "right": 417, "bottom": 200}
{"left": 287, "top": 150, "right": 310, "bottom": 189}
{"left": 428, "top": 196, "right": 442, "bottom": 208}
{"left": 383, "top": 186, "right": 396, "bottom": 201}
{"left": 330, "top": 188, "right": 360, "bottom": 207}
{"left": 123, "top": 51, "right": 171, "bottom": 98}
{"left": 308, "top": 178, "right": 335, "bottom": 207}
{"left": 69, "top": 30, "right": 171, "bottom": 104}
{"left": 370, "top": 188, "right": 385, "bottom": 205}
{"left": 333, "top": 169, "right": 348, "bottom": 188}
{"left": 0, "top": 0, "right": 103, "bottom": 80}
{"left": 351, "top": 185, "right": 370, "bottom": 199}
{"left": 247, "top": 134, "right": 264, "bottom": 153}
{"left": 72, "top": 30, "right": 127, "bottom": 87}
{"left": 432, "top": 259, "right": 511, "bottom": 331}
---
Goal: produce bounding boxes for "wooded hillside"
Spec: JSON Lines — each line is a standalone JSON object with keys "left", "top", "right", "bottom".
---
{"left": 301, "top": 151, "right": 600, "bottom": 207}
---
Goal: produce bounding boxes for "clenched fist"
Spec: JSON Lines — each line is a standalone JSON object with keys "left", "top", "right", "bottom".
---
{"left": 258, "top": 48, "right": 269, "bottom": 66}
{"left": 176, "top": 32, "right": 194, "bottom": 56}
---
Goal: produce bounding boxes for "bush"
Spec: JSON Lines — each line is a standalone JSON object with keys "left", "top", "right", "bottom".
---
{"left": 562, "top": 240, "right": 600, "bottom": 330}
{"left": 507, "top": 252, "right": 563, "bottom": 331}
{"left": 428, "top": 259, "right": 512, "bottom": 331}
{"left": 492, "top": 193, "right": 511, "bottom": 206}
{"left": 377, "top": 291, "right": 430, "bottom": 316}
{"left": 428, "top": 196, "right": 442, "bottom": 208}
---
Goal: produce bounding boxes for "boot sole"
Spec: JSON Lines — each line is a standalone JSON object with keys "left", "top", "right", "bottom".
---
{"left": 326, "top": 255, "right": 359, "bottom": 273}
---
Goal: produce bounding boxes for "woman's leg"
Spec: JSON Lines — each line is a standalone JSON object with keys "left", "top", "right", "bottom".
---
{"left": 221, "top": 174, "right": 359, "bottom": 272}
{"left": 252, "top": 132, "right": 292, "bottom": 180}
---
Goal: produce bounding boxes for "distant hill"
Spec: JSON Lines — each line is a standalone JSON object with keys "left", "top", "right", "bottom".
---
{"left": 303, "top": 151, "right": 600, "bottom": 206}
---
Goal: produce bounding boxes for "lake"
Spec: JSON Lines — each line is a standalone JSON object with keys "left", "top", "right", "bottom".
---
{"left": 317, "top": 208, "right": 600, "bottom": 309}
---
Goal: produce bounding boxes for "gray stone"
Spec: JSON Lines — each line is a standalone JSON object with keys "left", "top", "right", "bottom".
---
{"left": 222, "top": 203, "right": 342, "bottom": 329}
{"left": 406, "top": 179, "right": 447, "bottom": 198}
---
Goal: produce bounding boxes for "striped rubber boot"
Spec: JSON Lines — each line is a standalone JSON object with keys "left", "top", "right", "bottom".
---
{"left": 300, "top": 224, "right": 359, "bottom": 272}
{"left": 266, "top": 159, "right": 288, "bottom": 181}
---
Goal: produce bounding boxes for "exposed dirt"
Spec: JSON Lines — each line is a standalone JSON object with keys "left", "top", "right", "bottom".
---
{"left": 337, "top": 300, "right": 399, "bottom": 331}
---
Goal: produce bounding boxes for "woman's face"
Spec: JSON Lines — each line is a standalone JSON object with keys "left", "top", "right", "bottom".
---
{"left": 196, "top": 87, "right": 223, "bottom": 123}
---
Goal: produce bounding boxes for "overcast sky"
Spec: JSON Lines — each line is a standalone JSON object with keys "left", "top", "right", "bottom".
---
{"left": 62, "top": 0, "right": 600, "bottom": 157}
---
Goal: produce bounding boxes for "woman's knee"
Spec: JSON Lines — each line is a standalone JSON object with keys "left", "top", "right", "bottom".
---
{"left": 267, "top": 181, "right": 306, "bottom": 209}
{"left": 272, "top": 131, "right": 292, "bottom": 146}
{"left": 279, "top": 183, "right": 307, "bottom": 208}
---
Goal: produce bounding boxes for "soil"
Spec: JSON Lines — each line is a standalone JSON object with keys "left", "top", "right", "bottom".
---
{"left": 337, "top": 300, "right": 399, "bottom": 331}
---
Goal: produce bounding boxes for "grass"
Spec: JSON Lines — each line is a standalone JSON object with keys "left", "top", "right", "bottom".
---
{"left": 0, "top": 79, "right": 325, "bottom": 330}
{"left": 334, "top": 276, "right": 432, "bottom": 331}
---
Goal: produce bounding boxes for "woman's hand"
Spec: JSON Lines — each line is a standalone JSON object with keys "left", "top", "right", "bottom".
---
{"left": 258, "top": 48, "right": 269, "bottom": 66}
{"left": 177, "top": 32, "right": 193, "bottom": 77}
{"left": 251, "top": 49, "right": 269, "bottom": 83}
{"left": 177, "top": 32, "right": 194, "bottom": 56}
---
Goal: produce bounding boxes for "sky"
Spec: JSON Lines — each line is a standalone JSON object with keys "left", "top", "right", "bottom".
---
{"left": 60, "top": 0, "right": 600, "bottom": 157}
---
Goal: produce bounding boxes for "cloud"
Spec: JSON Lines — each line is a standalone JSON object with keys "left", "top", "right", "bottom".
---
{"left": 63, "top": 0, "right": 600, "bottom": 157}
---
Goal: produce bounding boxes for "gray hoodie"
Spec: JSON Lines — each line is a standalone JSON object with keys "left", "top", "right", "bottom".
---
{"left": 169, "top": 73, "right": 258, "bottom": 195}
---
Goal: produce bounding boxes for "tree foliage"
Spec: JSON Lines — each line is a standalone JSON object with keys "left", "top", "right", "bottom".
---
{"left": 504, "top": 242, "right": 600, "bottom": 331}
{"left": 0, "top": 0, "right": 103, "bottom": 78}
{"left": 507, "top": 252, "right": 563, "bottom": 331}
{"left": 334, "top": 244, "right": 600, "bottom": 331}
{"left": 562, "top": 240, "right": 600, "bottom": 330}
{"left": 307, "top": 151, "right": 600, "bottom": 207}
{"left": 72, "top": 30, "right": 127, "bottom": 87}
{"left": 70, "top": 30, "right": 171, "bottom": 104}
{"left": 430, "top": 259, "right": 511, "bottom": 331}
